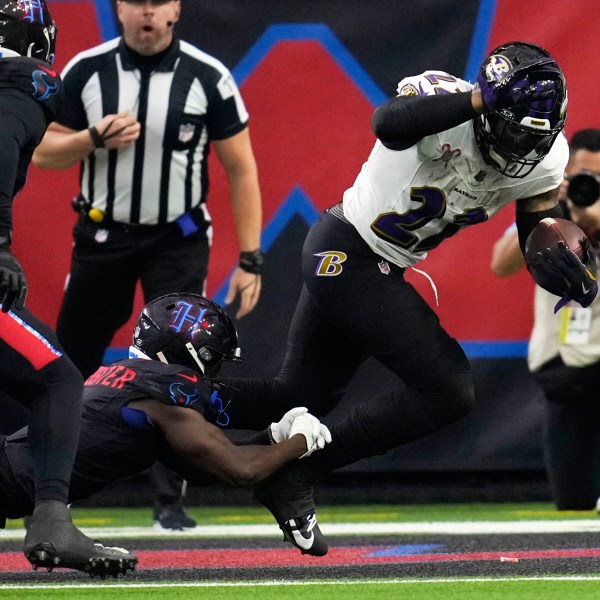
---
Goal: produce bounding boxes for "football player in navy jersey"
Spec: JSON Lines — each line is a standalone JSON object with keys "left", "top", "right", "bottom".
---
{"left": 0, "top": 294, "right": 331, "bottom": 528}
{"left": 213, "top": 42, "right": 599, "bottom": 557}
{"left": 0, "top": 0, "right": 138, "bottom": 576}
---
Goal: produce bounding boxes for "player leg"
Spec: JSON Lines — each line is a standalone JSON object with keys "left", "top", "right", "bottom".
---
{"left": 220, "top": 281, "right": 363, "bottom": 430}
{"left": 303, "top": 212, "right": 474, "bottom": 466}
{"left": 0, "top": 308, "right": 137, "bottom": 576}
{"left": 252, "top": 212, "right": 474, "bottom": 555}
{"left": 248, "top": 282, "right": 363, "bottom": 555}
{"left": 57, "top": 220, "right": 140, "bottom": 379}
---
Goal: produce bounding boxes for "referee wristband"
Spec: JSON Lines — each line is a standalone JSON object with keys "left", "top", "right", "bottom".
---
{"left": 88, "top": 126, "right": 105, "bottom": 148}
{"left": 239, "top": 249, "right": 264, "bottom": 274}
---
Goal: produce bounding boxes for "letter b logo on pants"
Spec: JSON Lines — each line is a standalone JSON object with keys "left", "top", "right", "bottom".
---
{"left": 314, "top": 251, "right": 347, "bottom": 276}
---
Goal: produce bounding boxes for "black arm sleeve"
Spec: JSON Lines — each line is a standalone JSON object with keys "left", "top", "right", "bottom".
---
{"left": 516, "top": 204, "right": 566, "bottom": 256}
{"left": 0, "top": 91, "right": 47, "bottom": 236}
{"left": 371, "top": 92, "right": 477, "bottom": 151}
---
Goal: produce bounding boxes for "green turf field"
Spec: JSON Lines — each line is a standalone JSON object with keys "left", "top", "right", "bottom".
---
{"left": 4, "top": 501, "right": 597, "bottom": 530}
{"left": 3, "top": 578, "right": 600, "bottom": 599}
{"left": 2, "top": 503, "right": 599, "bottom": 599}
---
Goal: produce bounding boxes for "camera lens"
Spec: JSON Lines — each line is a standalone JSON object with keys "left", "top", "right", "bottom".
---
{"left": 567, "top": 171, "right": 600, "bottom": 207}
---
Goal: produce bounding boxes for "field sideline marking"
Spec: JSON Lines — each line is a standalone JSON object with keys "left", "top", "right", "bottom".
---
{"left": 2, "top": 575, "right": 600, "bottom": 590}
{"left": 3, "top": 519, "right": 600, "bottom": 541}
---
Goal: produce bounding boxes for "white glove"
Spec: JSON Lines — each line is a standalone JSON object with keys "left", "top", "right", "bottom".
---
{"left": 269, "top": 407, "right": 309, "bottom": 443}
{"left": 289, "top": 413, "right": 332, "bottom": 458}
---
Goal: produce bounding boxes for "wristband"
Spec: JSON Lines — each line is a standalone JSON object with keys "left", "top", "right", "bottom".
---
{"left": 239, "top": 248, "right": 264, "bottom": 274}
{"left": 267, "top": 424, "right": 276, "bottom": 444}
{"left": 88, "top": 125, "right": 105, "bottom": 148}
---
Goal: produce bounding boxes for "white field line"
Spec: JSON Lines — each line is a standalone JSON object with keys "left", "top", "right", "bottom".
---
{"left": 2, "top": 519, "right": 600, "bottom": 541}
{"left": 2, "top": 575, "right": 600, "bottom": 590}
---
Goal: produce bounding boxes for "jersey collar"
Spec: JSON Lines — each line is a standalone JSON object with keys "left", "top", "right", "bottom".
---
{"left": 118, "top": 37, "right": 180, "bottom": 73}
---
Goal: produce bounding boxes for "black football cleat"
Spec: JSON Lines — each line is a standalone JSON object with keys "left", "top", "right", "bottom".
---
{"left": 254, "top": 462, "right": 328, "bottom": 556}
{"left": 24, "top": 501, "right": 137, "bottom": 577}
{"left": 279, "top": 512, "right": 328, "bottom": 556}
{"left": 153, "top": 502, "right": 197, "bottom": 531}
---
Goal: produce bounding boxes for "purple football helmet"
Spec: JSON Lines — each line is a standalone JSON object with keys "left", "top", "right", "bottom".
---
{"left": 474, "top": 41, "right": 567, "bottom": 178}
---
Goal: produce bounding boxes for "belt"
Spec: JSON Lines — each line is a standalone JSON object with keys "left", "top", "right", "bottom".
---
{"left": 79, "top": 205, "right": 209, "bottom": 236}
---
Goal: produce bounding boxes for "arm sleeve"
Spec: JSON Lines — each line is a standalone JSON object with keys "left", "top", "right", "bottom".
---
{"left": 0, "top": 91, "right": 47, "bottom": 235}
{"left": 372, "top": 92, "right": 477, "bottom": 150}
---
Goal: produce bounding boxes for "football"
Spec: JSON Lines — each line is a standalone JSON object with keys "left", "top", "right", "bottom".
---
{"left": 524, "top": 217, "right": 586, "bottom": 266}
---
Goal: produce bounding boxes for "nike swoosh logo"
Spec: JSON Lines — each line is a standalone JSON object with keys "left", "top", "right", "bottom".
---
{"left": 37, "top": 65, "right": 57, "bottom": 77}
{"left": 291, "top": 527, "right": 314, "bottom": 549}
{"left": 582, "top": 283, "right": 590, "bottom": 294}
{"left": 178, "top": 373, "right": 198, "bottom": 382}
{"left": 287, "top": 515, "right": 317, "bottom": 550}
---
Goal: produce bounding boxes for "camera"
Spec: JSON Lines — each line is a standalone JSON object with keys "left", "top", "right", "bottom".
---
{"left": 567, "top": 170, "right": 600, "bottom": 207}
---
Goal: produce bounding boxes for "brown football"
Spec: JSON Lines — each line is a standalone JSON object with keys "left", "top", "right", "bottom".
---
{"left": 525, "top": 217, "right": 585, "bottom": 266}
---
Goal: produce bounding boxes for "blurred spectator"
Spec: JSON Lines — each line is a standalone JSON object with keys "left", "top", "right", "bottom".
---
{"left": 491, "top": 128, "right": 600, "bottom": 510}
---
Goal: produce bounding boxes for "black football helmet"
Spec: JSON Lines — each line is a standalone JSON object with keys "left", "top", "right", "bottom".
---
{"left": 0, "top": 0, "right": 57, "bottom": 64}
{"left": 131, "top": 293, "right": 242, "bottom": 377}
{"left": 474, "top": 41, "right": 567, "bottom": 178}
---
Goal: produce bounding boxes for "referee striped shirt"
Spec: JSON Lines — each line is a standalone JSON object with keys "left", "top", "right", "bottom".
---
{"left": 57, "top": 37, "right": 249, "bottom": 226}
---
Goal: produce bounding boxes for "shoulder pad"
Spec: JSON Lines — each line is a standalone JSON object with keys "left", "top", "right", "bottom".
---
{"left": 397, "top": 71, "right": 472, "bottom": 97}
{"left": 0, "top": 57, "right": 63, "bottom": 119}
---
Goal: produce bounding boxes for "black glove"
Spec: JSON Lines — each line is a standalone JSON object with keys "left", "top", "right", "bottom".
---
{"left": 528, "top": 239, "right": 598, "bottom": 313}
{"left": 477, "top": 70, "right": 556, "bottom": 113}
{"left": 0, "top": 245, "right": 27, "bottom": 312}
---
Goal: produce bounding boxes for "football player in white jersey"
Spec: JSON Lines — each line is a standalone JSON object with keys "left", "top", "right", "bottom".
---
{"left": 217, "top": 42, "right": 597, "bottom": 557}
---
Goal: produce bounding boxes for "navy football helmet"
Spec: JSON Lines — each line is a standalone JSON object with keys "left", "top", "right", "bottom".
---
{"left": 0, "top": 0, "right": 57, "bottom": 64}
{"left": 131, "top": 293, "right": 242, "bottom": 377}
{"left": 474, "top": 41, "right": 567, "bottom": 178}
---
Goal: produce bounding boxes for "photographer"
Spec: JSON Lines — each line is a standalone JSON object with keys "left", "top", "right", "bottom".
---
{"left": 491, "top": 128, "right": 600, "bottom": 510}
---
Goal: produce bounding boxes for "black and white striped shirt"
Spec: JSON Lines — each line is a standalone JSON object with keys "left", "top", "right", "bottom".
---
{"left": 58, "top": 37, "right": 248, "bottom": 226}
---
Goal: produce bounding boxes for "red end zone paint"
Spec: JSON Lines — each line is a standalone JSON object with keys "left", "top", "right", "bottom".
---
{"left": 2, "top": 546, "right": 600, "bottom": 572}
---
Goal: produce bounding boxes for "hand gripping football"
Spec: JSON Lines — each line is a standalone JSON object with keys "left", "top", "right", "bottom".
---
{"left": 525, "top": 217, "right": 598, "bottom": 310}
{"left": 525, "top": 217, "right": 585, "bottom": 265}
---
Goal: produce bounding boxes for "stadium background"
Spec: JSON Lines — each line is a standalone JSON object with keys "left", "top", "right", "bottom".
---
{"left": 5, "top": 0, "right": 599, "bottom": 498}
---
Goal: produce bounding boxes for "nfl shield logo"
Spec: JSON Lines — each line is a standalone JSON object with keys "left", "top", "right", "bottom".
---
{"left": 178, "top": 123, "right": 195, "bottom": 143}
{"left": 94, "top": 229, "right": 109, "bottom": 243}
{"left": 378, "top": 260, "right": 390, "bottom": 275}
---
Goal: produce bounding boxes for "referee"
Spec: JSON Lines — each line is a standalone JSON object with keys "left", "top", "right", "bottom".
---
{"left": 33, "top": 0, "right": 263, "bottom": 529}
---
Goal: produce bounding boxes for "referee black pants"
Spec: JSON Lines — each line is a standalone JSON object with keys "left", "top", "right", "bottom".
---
{"left": 57, "top": 216, "right": 210, "bottom": 379}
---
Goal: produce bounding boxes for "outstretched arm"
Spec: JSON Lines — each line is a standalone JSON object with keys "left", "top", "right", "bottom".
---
{"left": 129, "top": 400, "right": 326, "bottom": 487}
